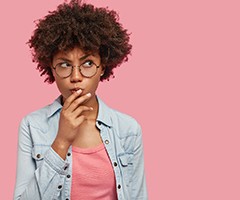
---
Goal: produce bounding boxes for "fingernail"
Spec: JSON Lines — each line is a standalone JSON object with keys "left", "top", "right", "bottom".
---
{"left": 90, "top": 107, "right": 94, "bottom": 110}
{"left": 76, "top": 89, "right": 82, "bottom": 94}
{"left": 86, "top": 93, "right": 91, "bottom": 97}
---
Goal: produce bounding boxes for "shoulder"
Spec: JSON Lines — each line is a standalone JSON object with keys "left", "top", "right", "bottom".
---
{"left": 19, "top": 105, "right": 49, "bottom": 133}
{"left": 20, "top": 96, "right": 62, "bottom": 130}
{"left": 108, "top": 107, "right": 142, "bottom": 139}
{"left": 97, "top": 97, "right": 142, "bottom": 137}
{"left": 111, "top": 108, "right": 141, "bottom": 131}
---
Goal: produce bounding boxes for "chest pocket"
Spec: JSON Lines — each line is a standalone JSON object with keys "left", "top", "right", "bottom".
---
{"left": 32, "top": 145, "right": 51, "bottom": 168}
{"left": 118, "top": 153, "right": 134, "bottom": 186}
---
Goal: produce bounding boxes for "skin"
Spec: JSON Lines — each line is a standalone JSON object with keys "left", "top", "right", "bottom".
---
{"left": 51, "top": 47, "right": 105, "bottom": 160}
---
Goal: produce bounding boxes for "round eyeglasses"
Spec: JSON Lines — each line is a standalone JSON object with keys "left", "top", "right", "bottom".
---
{"left": 53, "top": 60, "right": 100, "bottom": 78}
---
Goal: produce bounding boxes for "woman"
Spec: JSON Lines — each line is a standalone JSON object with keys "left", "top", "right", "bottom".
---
{"left": 14, "top": 0, "right": 147, "bottom": 199}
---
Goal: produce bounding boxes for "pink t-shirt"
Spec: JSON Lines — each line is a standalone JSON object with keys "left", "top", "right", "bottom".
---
{"left": 71, "top": 143, "right": 117, "bottom": 200}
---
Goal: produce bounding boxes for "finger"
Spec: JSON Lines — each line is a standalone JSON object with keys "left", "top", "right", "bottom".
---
{"left": 76, "top": 115, "right": 87, "bottom": 125}
{"left": 63, "top": 89, "right": 83, "bottom": 110}
{"left": 72, "top": 106, "right": 93, "bottom": 118}
{"left": 67, "top": 93, "right": 92, "bottom": 112}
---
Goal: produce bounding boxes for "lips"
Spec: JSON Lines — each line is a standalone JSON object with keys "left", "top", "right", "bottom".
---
{"left": 70, "top": 88, "right": 82, "bottom": 94}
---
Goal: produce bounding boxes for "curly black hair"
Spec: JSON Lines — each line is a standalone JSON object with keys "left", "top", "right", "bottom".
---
{"left": 28, "top": 0, "right": 132, "bottom": 83}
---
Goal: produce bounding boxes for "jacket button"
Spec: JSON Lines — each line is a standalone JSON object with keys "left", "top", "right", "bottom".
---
{"left": 67, "top": 174, "right": 71, "bottom": 178}
{"left": 67, "top": 152, "right": 71, "bottom": 156}
{"left": 114, "top": 162, "right": 118, "bottom": 167}
{"left": 36, "top": 154, "right": 41, "bottom": 158}
{"left": 105, "top": 140, "right": 109, "bottom": 144}
{"left": 58, "top": 185, "right": 62, "bottom": 189}
{"left": 118, "top": 184, "right": 121, "bottom": 189}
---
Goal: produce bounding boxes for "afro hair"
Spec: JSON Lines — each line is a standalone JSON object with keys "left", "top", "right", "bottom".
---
{"left": 28, "top": 0, "right": 132, "bottom": 83}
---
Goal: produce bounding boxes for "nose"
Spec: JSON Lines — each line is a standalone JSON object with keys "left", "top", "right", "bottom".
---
{"left": 70, "top": 66, "right": 83, "bottom": 83}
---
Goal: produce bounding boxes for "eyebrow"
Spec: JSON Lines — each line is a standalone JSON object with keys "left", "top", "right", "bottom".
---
{"left": 56, "top": 54, "right": 92, "bottom": 62}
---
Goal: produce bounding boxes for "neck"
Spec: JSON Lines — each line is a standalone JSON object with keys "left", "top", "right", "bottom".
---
{"left": 84, "top": 95, "right": 99, "bottom": 120}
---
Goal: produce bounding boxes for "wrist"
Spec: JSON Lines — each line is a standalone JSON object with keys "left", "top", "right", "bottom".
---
{"left": 51, "top": 137, "right": 71, "bottom": 160}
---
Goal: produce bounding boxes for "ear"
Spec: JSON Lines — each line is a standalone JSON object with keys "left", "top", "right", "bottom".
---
{"left": 100, "top": 66, "right": 106, "bottom": 76}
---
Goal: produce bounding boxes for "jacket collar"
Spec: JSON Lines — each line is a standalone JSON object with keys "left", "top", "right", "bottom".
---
{"left": 47, "top": 95, "right": 63, "bottom": 118}
{"left": 96, "top": 97, "right": 112, "bottom": 127}
{"left": 47, "top": 95, "right": 112, "bottom": 127}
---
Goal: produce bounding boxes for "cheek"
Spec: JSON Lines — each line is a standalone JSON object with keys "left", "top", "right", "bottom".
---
{"left": 55, "top": 81, "right": 63, "bottom": 92}
{"left": 55, "top": 79, "right": 68, "bottom": 94}
{"left": 93, "top": 78, "right": 101, "bottom": 91}
{"left": 86, "top": 78, "right": 101, "bottom": 92}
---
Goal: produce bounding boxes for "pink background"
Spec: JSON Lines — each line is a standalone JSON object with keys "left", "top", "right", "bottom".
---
{"left": 1, "top": 0, "right": 240, "bottom": 199}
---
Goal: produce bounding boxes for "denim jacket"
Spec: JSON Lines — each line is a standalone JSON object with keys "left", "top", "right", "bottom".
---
{"left": 14, "top": 96, "right": 147, "bottom": 200}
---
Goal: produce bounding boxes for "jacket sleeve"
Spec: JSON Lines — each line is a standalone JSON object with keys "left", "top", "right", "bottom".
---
{"left": 131, "top": 125, "right": 148, "bottom": 199}
{"left": 14, "top": 117, "right": 69, "bottom": 200}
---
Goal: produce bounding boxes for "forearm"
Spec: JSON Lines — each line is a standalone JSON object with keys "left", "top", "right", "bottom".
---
{"left": 51, "top": 136, "right": 71, "bottom": 160}
{"left": 14, "top": 147, "right": 69, "bottom": 200}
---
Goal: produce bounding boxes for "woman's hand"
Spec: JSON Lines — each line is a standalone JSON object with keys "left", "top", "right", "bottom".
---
{"left": 51, "top": 89, "right": 93, "bottom": 159}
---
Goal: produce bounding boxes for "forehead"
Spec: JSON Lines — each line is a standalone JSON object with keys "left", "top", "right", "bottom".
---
{"left": 53, "top": 47, "right": 99, "bottom": 60}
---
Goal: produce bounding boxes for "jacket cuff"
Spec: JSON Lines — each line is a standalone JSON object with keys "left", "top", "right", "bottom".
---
{"left": 44, "top": 147, "right": 69, "bottom": 175}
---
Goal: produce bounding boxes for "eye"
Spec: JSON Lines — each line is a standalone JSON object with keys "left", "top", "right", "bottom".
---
{"left": 82, "top": 60, "right": 94, "bottom": 68}
{"left": 58, "top": 62, "right": 71, "bottom": 68}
